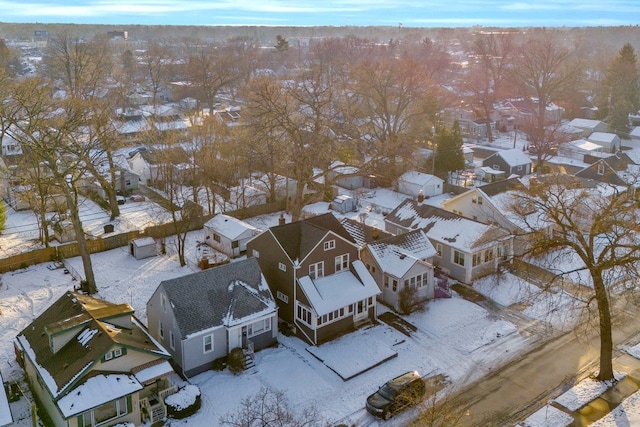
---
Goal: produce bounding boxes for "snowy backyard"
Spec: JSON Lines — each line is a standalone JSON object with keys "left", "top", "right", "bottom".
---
{"left": 2, "top": 133, "right": 640, "bottom": 426}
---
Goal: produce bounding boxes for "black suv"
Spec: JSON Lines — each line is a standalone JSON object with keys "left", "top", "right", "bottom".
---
{"left": 366, "top": 371, "right": 426, "bottom": 420}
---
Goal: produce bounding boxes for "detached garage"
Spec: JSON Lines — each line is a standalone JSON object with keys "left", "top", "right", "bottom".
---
{"left": 130, "top": 237, "right": 157, "bottom": 260}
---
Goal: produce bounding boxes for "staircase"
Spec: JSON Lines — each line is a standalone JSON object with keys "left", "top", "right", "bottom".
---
{"left": 150, "top": 403, "right": 165, "bottom": 423}
{"left": 244, "top": 340, "right": 255, "bottom": 370}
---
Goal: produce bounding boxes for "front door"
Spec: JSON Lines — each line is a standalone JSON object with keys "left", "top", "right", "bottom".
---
{"left": 354, "top": 299, "right": 368, "bottom": 321}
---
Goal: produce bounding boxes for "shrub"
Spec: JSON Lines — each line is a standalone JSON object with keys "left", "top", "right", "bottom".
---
{"left": 212, "top": 356, "right": 227, "bottom": 371}
{"left": 166, "top": 384, "right": 201, "bottom": 419}
{"left": 227, "top": 347, "right": 246, "bottom": 374}
{"left": 398, "top": 285, "right": 425, "bottom": 315}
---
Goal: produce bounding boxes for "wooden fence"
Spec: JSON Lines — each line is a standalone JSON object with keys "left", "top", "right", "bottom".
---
{"left": 0, "top": 200, "right": 286, "bottom": 274}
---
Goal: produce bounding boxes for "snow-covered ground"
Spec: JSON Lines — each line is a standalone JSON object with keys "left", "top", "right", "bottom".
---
{"left": 3, "top": 132, "right": 640, "bottom": 425}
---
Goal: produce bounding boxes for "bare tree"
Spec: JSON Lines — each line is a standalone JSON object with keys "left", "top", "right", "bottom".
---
{"left": 140, "top": 41, "right": 173, "bottom": 106}
{"left": 3, "top": 78, "right": 98, "bottom": 293}
{"left": 509, "top": 32, "right": 584, "bottom": 171}
{"left": 508, "top": 174, "right": 640, "bottom": 381}
{"left": 349, "top": 53, "right": 433, "bottom": 185}
{"left": 220, "top": 386, "right": 323, "bottom": 427}
{"left": 465, "top": 32, "right": 517, "bottom": 142}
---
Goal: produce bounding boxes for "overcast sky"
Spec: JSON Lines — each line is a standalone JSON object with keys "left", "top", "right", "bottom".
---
{"left": 1, "top": 0, "right": 639, "bottom": 27}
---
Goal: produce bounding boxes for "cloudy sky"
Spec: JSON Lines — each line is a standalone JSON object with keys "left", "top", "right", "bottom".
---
{"left": 1, "top": 0, "right": 639, "bottom": 27}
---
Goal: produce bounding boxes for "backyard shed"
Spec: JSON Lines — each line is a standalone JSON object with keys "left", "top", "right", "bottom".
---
{"left": 332, "top": 194, "right": 357, "bottom": 214}
{"left": 130, "top": 237, "right": 157, "bottom": 260}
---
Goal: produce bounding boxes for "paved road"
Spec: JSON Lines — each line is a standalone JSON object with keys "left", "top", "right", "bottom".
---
{"left": 432, "top": 300, "right": 640, "bottom": 427}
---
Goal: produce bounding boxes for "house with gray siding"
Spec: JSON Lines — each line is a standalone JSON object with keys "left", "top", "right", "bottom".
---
{"left": 146, "top": 258, "right": 277, "bottom": 378}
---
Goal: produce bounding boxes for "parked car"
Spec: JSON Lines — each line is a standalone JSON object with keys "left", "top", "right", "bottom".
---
{"left": 366, "top": 371, "right": 426, "bottom": 420}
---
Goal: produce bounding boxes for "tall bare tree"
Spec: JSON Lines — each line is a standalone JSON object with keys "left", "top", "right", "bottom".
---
{"left": 3, "top": 78, "right": 98, "bottom": 293}
{"left": 349, "top": 53, "right": 433, "bottom": 184}
{"left": 508, "top": 174, "right": 640, "bottom": 381}
{"left": 509, "top": 33, "right": 584, "bottom": 171}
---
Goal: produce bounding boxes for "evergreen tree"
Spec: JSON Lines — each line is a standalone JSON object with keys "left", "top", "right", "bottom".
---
{"left": 602, "top": 43, "right": 639, "bottom": 136}
{"left": 274, "top": 35, "right": 289, "bottom": 52}
{"left": 433, "top": 121, "right": 464, "bottom": 179}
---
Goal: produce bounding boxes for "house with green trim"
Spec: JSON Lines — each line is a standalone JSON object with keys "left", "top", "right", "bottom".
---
{"left": 14, "top": 291, "right": 178, "bottom": 426}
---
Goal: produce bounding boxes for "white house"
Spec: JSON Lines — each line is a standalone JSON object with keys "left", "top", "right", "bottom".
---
{"left": 397, "top": 171, "right": 444, "bottom": 198}
{"left": 587, "top": 132, "right": 621, "bottom": 153}
{"left": 204, "top": 214, "right": 261, "bottom": 258}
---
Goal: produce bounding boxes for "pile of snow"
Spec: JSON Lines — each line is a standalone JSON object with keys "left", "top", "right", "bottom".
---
{"left": 166, "top": 384, "right": 201, "bottom": 410}
{"left": 521, "top": 404, "right": 573, "bottom": 427}
{"left": 554, "top": 373, "right": 625, "bottom": 411}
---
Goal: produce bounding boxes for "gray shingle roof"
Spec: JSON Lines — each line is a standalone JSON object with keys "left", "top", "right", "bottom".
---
{"left": 160, "top": 258, "right": 275, "bottom": 338}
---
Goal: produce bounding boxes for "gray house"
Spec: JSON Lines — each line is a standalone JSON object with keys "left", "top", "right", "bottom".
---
{"left": 146, "top": 258, "right": 278, "bottom": 378}
{"left": 482, "top": 149, "right": 532, "bottom": 177}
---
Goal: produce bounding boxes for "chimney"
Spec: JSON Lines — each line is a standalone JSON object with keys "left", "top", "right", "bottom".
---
{"left": 279, "top": 213, "right": 286, "bottom": 226}
{"left": 417, "top": 190, "right": 424, "bottom": 204}
{"left": 372, "top": 227, "right": 379, "bottom": 240}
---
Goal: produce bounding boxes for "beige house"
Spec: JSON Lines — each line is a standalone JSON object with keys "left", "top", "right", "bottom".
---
{"left": 15, "top": 292, "right": 178, "bottom": 427}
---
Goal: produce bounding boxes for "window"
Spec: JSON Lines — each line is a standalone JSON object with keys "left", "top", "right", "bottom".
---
{"left": 213, "top": 233, "right": 221, "bottom": 243}
{"left": 309, "top": 262, "right": 324, "bottom": 280}
{"left": 248, "top": 318, "right": 271, "bottom": 337}
{"left": 84, "top": 396, "right": 129, "bottom": 426}
{"left": 297, "top": 304, "right": 313, "bottom": 327}
{"left": 493, "top": 164, "right": 500, "bottom": 171}
{"left": 169, "top": 331, "right": 175, "bottom": 350}
{"left": 453, "top": 250, "right": 465, "bottom": 266}
{"left": 161, "top": 294, "right": 167, "bottom": 313}
{"left": 231, "top": 240, "right": 239, "bottom": 248}
{"left": 517, "top": 165, "right": 523, "bottom": 171}
{"left": 276, "top": 290, "right": 289, "bottom": 303}
{"left": 203, "top": 334, "right": 213, "bottom": 353}
{"left": 113, "top": 348, "right": 122, "bottom": 358}
{"left": 103, "top": 348, "right": 125, "bottom": 362}
{"left": 477, "top": 196, "right": 483, "bottom": 205}
{"left": 366, "top": 263, "right": 377, "bottom": 273}
{"left": 392, "top": 279, "right": 398, "bottom": 292}
{"left": 384, "top": 275, "right": 390, "bottom": 289}
{"left": 279, "top": 262, "right": 286, "bottom": 272}
{"left": 159, "top": 321, "right": 164, "bottom": 339}
{"left": 472, "top": 253, "right": 481, "bottom": 267}
{"left": 435, "top": 243, "right": 442, "bottom": 257}
{"left": 335, "top": 254, "right": 349, "bottom": 272}
{"left": 484, "top": 249, "right": 494, "bottom": 263}
{"left": 324, "top": 240, "right": 335, "bottom": 251}
{"left": 252, "top": 249, "right": 260, "bottom": 258}
{"left": 597, "top": 163, "right": 605, "bottom": 175}
{"left": 317, "top": 308, "right": 347, "bottom": 326}
{"left": 104, "top": 352, "right": 113, "bottom": 361}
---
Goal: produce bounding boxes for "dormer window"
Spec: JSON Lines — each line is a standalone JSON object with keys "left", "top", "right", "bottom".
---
{"left": 103, "top": 348, "right": 125, "bottom": 362}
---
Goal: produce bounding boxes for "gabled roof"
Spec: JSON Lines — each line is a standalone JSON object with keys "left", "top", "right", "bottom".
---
{"left": 367, "top": 230, "right": 436, "bottom": 278}
{"left": 587, "top": 132, "right": 619, "bottom": 144}
{"left": 339, "top": 217, "right": 393, "bottom": 247}
{"left": 385, "top": 199, "right": 509, "bottom": 252}
{"left": 478, "top": 176, "right": 527, "bottom": 197}
{"left": 297, "top": 260, "right": 380, "bottom": 316}
{"left": 204, "top": 214, "right": 259, "bottom": 240}
{"left": 575, "top": 159, "right": 628, "bottom": 187}
{"left": 568, "top": 118, "right": 605, "bottom": 130}
{"left": 485, "top": 149, "right": 531, "bottom": 167}
{"left": 398, "top": 170, "right": 443, "bottom": 186}
{"left": 159, "top": 258, "right": 276, "bottom": 338}
{"left": 269, "top": 213, "right": 355, "bottom": 261}
{"left": 16, "top": 292, "right": 169, "bottom": 401}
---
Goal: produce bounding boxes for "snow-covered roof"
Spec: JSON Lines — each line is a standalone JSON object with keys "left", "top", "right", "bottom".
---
{"left": 568, "top": 118, "right": 604, "bottom": 130}
{"left": 57, "top": 373, "right": 142, "bottom": 417}
{"left": 298, "top": 260, "right": 380, "bottom": 316}
{"left": 158, "top": 258, "right": 276, "bottom": 338}
{"left": 630, "top": 126, "right": 640, "bottom": 139}
{"left": 569, "top": 139, "right": 603, "bottom": 152}
{"left": 204, "top": 214, "right": 259, "bottom": 240}
{"left": 385, "top": 199, "right": 509, "bottom": 252}
{"left": 493, "top": 148, "right": 531, "bottom": 166}
{"left": 588, "top": 132, "right": 619, "bottom": 144}
{"left": 133, "top": 360, "right": 174, "bottom": 385}
{"left": 398, "top": 171, "right": 443, "bottom": 186}
{"left": 367, "top": 230, "right": 436, "bottom": 278}
{"left": 132, "top": 236, "right": 156, "bottom": 247}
